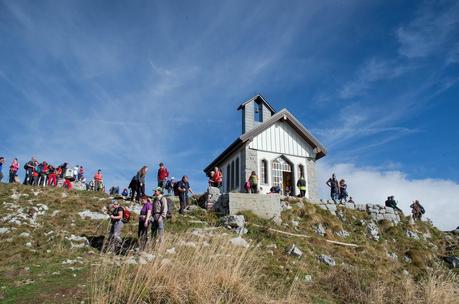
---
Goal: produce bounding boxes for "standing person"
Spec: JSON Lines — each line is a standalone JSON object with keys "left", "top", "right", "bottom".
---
{"left": 0, "top": 157, "right": 4, "bottom": 182}
{"left": 108, "top": 200, "right": 124, "bottom": 247}
{"left": 135, "top": 166, "right": 148, "bottom": 202}
{"left": 138, "top": 195, "right": 152, "bottom": 250}
{"left": 151, "top": 187, "right": 168, "bottom": 242}
{"left": 78, "top": 166, "right": 84, "bottom": 181}
{"left": 213, "top": 167, "right": 223, "bottom": 188}
{"left": 38, "top": 161, "right": 49, "bottom": 186}
{"left": 157, "top": 162, "right": 169, "bottom": 190}
{"left": 23, "top": 157, "right": 35, "bottom": 185}
{"left": 59, "top": 163, "right": 68, "bottom": 178}
{"left": 177, "top": 176, "right": 194, "bottom": 214}
{"left": 48, "top": 165, "right": 57, "bottom": 187}
{"left": 9, "top": 158, "right": 19, "bottom": 183}
{"left": 32, "top": 160, "right": 40, "bottom": 186}
{"left": 297, "top": 175, "right": 307, "bottom": 197}
{"left": 410, "top": 200, "right": 425, "bottom": 221}
{"left": 338, "top": 179, "right": 348, "bottom": 203}
{"left": 248, "top": 171, "right": 258, "bottom": 193}
{"left": 94, "top": 169, "right": 103, "bottom": 192}
{"left": 326, "top": 173, "right": 339, "bottom": 203}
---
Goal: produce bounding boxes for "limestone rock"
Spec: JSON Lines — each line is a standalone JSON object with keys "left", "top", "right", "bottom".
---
{"left": 318, "top": 254, "right": 336, "bottom": 266}
{"left": 445, "top": 256, "right": 459, "bottom": 269}
{"left": 288, "top": 244, "right": 303, "bottom": 257}
{"left": 313, "top": 224, "right": 326, "bottom": 236}
{"left": 367, "top": 222, "right": 380, "bottom": 241}
{"left": 336, "top": 230, "right": 350, "bottom": 238}
{"left": 303, "top": 275, "right": 313, "bottom": 283}
{"left": 406, "top": 230, "right": 420, "bottom": 240}
{"left": 387, "top": 252, "right": 398, "bottom": 260}
{"left": 230, "top": 236, "right": 249, "bottom": 248}
{"left": 220, "top": 215, "right": 245, "bottom": 229}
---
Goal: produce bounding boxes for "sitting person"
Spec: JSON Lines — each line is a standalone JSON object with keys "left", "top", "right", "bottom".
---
{"left": 121, "top": 188, "right": 129, "bottom": 197}
{"left": 385, "top": 195, "right": 402, "bottom": 213}
{"left": 268, "top": 185, "right": 281, "bottom": 194}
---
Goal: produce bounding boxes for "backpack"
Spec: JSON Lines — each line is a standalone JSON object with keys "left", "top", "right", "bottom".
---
{"left": 420, "top": 206, "right": 425, "bottom": 214}
{"left": 121, "top": 206, "right": 131, "bottom": 223}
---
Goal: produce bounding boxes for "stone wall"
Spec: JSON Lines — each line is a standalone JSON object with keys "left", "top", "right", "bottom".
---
{"left": 311, "top": 200, "right": 401, "bottom": 224}
{"left": 216, "top": 193, "right": 282, "bottom": 224}
{"left": 305, "top": 159, "right": 318, "bottom": 201}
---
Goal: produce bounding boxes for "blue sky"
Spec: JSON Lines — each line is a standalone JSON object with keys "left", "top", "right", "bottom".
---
{"left": 1, "top": 1, "right": 458, "bottom": 229}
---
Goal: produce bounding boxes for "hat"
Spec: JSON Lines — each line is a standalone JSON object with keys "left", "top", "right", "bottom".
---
{"left": 154, "top": 187, "right": 163, "bottom": 194}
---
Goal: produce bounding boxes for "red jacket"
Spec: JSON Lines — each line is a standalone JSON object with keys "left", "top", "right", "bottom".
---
{"left": 213, "top": 171, "right": 222, "bottom": 183}
{"left": 157, "top": 167, "right": 169, "bottom": 181}
{"left": 94, "top": 173, "right": 103, "bottom": 181}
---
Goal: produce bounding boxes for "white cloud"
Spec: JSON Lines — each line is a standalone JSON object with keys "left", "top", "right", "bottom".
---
{"left": 318, "top": 161, "right": 459, "bottom": 231}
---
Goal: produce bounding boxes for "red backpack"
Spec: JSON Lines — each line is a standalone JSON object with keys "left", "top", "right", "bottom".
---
{"left": 121, "top": 207, "right": 131, "bottom": 223}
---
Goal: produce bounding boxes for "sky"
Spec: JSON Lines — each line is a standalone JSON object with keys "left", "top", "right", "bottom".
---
{"left": 0, "top": 0, "right": 458, "bottom": 230}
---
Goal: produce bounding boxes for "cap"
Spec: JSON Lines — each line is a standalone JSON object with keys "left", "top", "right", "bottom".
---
{"left": 154, "top": 187, "right": 163, "bottom": 194}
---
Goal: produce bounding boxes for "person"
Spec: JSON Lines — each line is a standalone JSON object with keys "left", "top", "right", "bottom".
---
{"left": 165, "top": 177, "right": 175, "bottom": 196}
{"left": 32, "top": 160, "right": 40, "bottom": 186}
{"left": 385, "top": 196, "right": 402, "bottom": 213}
{"left": 73, "top": 165, "right": 79, "bottom": 180}
{"left": 59, "top": 163, "right": 68, "bottom": 179}
{"left": 177, "top": 176, "right": 193, "bottom": 214}
{"left": 410, "top": 200, "right": 425, "bottom": 221}
{"left": 248, "top": 171, "right": 258, "bottom": 193}
{"left": 297, "top": 175, "right": 307, "bottom": 197}
{"left": 109, "top": 186, "right": 120, "bottom": 195}
{"left": 157, "top": 162, "right": 169, "bottom": 190}
{"left": 108, "top": 200, "right": 124, "bottom": 247}
{"left": 348, "top": 196, "right": 355, "bottom": 204}
{"left": 338, "top": 179, "right": 348, "bottom": 203}
{"left": 208, "top": 171, "right": 215, "bottom": 186}
{"left": 48, "top": 165, "right": 57, "bottom": 187}
{"left": 38, "top": 161, "right": 49, "bottom": 186}
{"left": 23, "top": 157, "right": 36, "bottom": 185}
{"left": 138, "top": 195, "right": 152, "bottom": 250}
{"left": 268, "top": 185, "right": 281, "bottom": 194}
{"left": 135, "top": 166, "right": 148, "bottom": 202}
{"left": 78, "top": 166, "right": 84, "bottom": 181}
{"left": 121, "top": 188, "right": 129, "bottom": 197}
{"left": 0, "top": 157, "right": 4, "bottom": 182}
{"left": 9, "top": 158, "right": 19, "bottom": 183}
{"left": 63, "top": 178, "right": 73, "bottom": 190}
{"left": 151, "top": 187, "right": 168, "bottom": 242}
{"left": 326, "top": 173, "right": 339, "bottom": 203}
{"left": 94, "top": 169, "right": 103, "bottom": 192}
{"left": 212, "top": 167, "right": 223, "bottom": 188}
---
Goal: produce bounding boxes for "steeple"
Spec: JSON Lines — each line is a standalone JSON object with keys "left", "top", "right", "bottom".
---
{"left": 237, "top": 94, "right": 276, "bottom": 134}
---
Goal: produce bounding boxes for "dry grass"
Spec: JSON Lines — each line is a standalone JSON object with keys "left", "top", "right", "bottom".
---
{"left": 90, "top": 233, "right": 270, "bottom": 304}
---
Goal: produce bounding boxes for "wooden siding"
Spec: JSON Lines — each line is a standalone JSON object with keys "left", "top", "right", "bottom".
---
{"left": 249, "top": 121, "right": 313, "bottom": 157}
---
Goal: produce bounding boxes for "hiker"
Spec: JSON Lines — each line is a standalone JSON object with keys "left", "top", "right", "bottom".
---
{"left": 208, "top": 171, "right": 215, "bottom": 187}
{"left": 385, "top": 196, "right": 402, "bottom": 213}
{"left": 32, "top": 160, "right": 41, "bottom": 186}
{"left": 9, "top": 158, "right": 19, "bottom": 183}
{"left": 38, "top": 161, "right": 49, "bottom": 186}
{"left": 177, "top": 175, "right": 194, "bottom": 214}
{"left": 212, "top": 167, "right": 223, "bottom": 188}
{"left": 138, "top": 195, "right": 152, "bottom": 250}
{"left": 268, "top": 185, "right": 281, "bottom": 194}
{"left": 108, "top": 200, "right": 124, "bottom": 246}
{"left": 248, "top": 171, "right": 259, "bottom": 193}
{"left": 94, "top": 169, "right": 103, "bottom": 192}
{"left": 23, "top": 157, "right": 36, "bottom": 185}
{"left": 0, "top": 157, "right": 4, "bottom": 182}
{"left": 165, "top": 177, "right": 175, "bottom": 196}
{"left": 297, "top": 175, "right": 307, "bottom": 197}
{"left": 326, "top": 173, "right": 339, "bottom": 203}
{"left": 410, "top": 200, "right": 425, "bottom": 221}
{"left": 134, "top": 166, "right": 148, "bottom": 202}
{"left": 109, "top": 186, "right": 119, "bottom": 195}
{"left": 151, "top": 187, "right": 168, "bottom": 242}
{"left": 78, "top": 166, "right": 84, "bottom": 181}
{"left": 338, "top": 179, "right": 348, "bottom": 203}
{"left": 121, "top": 188, "right": 129, "bottom": 197}
{"left": 348, "top": 197, "right": 355, "bottom": 204}
{"left": 48, "top": 165, "right": 57, "bottom": 187}
{"left": 157, "top": 162, "right": 169, "bottom": 190}
{"left": 63, "top": 178, "right": 73, "bottom": 190}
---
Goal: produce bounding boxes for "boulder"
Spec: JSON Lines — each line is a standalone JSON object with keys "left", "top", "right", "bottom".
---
{"left": 230, "top": 236, "right": 249, "bottom": 248}
{"left": 336, "top": 230, "right": 350, "bottom": 238}
{"left": 313, "top": 224, "right": 326, "bottom": 236}
{"left": 220, "top": 215, "right": 245, "bottom": 229}
{"left": 444, "top": 256, "right": 459, "bottom": 269}
{"left": 318, "top": 254, "right": 336, "bottom": 266}
{"left": 205, "top": 186, "right": 221, "bottom": 210}
{"left": 406, "top": 230, "right": 420, "bottom": 240}
{"left": 344, "top": 203, "right": 355, "bottom": 210}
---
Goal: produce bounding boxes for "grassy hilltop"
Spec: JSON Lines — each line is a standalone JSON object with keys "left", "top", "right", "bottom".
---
{"left": 0, "top": 183, "right": 458, "bottom": 304}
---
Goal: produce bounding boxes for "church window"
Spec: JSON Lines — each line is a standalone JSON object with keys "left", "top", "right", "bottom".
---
{"left": 261, "top": 160, "right": 268, "bottom": 184}
{"left": 254, "top": 101, "right": 263, "bottom": 122}
{"left": 235, "top": 158, "right": 239, "bottom": 188}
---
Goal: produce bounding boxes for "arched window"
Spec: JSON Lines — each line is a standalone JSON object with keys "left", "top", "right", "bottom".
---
{"left": 261, "top": 160, "right": 268, "bottom": 184}
{"left": 230, "top": 160, "right": 235, "bottom": 190}
{"left": 226, "top": 164, "right": 230, "bottom": 191}
{"left": 235, "top": 158, "right": 239, "bottom": 188}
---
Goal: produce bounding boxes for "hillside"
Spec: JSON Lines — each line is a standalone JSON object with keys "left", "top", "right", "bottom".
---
{"left": 0, "top": 183, "right": 458, "bottom": 304}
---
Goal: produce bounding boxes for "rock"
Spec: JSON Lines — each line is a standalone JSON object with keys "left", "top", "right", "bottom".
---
{"left": 452, "top": 228, "right": 459, "bottom": 235}
{"left": 367, "top": 222, "right": 380, "bottom": 241}
{"left": 314, "top": 224, "right": 326, "bottom": 236}
{"left": 402, "top": 270, "right": 410, "bottom": 276}
{"left": 356, "top": 204, "right": 367, "bottom": 211}
{"left": 220, "top": 215, "right": 245, "bottom": 229}
{"left": 206, "top": 186, "right": 221, "bottom": 210}
{"left": 186, "top": 205, "right": 201, "bottom": 212}
{"left": 19, "top": 232, "right": 30, "bottom": 238}
{"left": 444, "top": 256, "right": 459, "bottom": 269}
{"left": 288, "top": 245, "right": 303, "bottom": 257}
{"left": 78, "top": 210, "right": 108, "bottom": 220}
{"left": 124, "top": 257, "right": 138, "bottom": 265}
{"left": 336, "top": 230, "right": 350, "bottom": 238}
{"left": 166, "top": 247, "right": 176, "bottom": 255}
{"left": 296, "top": 201, "right": 304, "bottom": 209}
{"left": 406, "top": 230, "right": 420, "bottom": 240}
{"left": 25, "top": 242, "right": 32, "bottom": 247}
{"left": 326, "top": 204, "right": 337, "bottom": 212}
{"left": 235, "top": 227, "right": 248, "bottom": 235}
{"left": 291, "top": 220, "right": 299, "bottom": 227}
{"left": 230, "top": 237, "right": 249, "bottom": 248}
{"left": 344, "top": 203, "right": 355, "bottom": 210}
{"left": 303, "top": 275, "right": 313, "bottom": 283}
{"left": 318, "top": 254, "right": 336, "bottom": 266}
{"left": 266, "top": 243, "right": 277, "bottom": 249}
{"left": 0, "top": 228, "right": 10, "bottom": 234}
{"left": 404, "top": 256, "right": 412, "bottom": 263}
{"left": 387, "top": 252, "right": 398, "bottom": 260}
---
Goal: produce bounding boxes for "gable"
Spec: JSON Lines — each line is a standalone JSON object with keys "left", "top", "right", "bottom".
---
{"left": 249, "top": 121, "right": 314, "bottom": 157}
